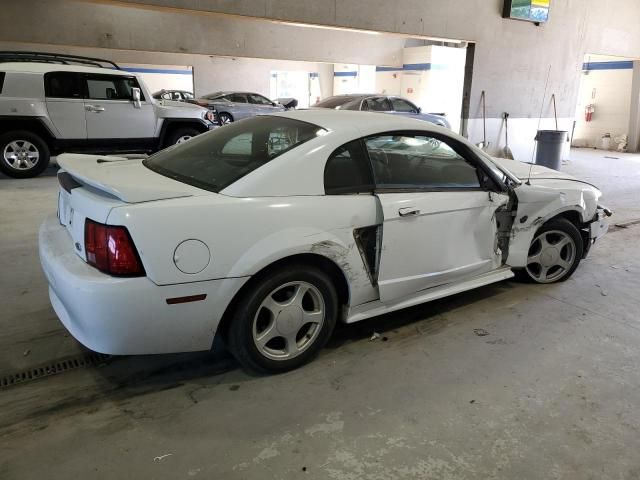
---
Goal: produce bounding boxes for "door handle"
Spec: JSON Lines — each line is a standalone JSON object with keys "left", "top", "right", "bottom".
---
{"left": 85, "top": 105, "right": 105, "bottom": 113}
{"left": 398, "top": 207, "right": 420, "bottom": 217}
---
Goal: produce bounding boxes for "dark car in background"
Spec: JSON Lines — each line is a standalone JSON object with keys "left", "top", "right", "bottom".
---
{"left": 314, "top": 94, "right": 451, "bottom": 129}
{"left": 189, "top": 91, "right": 286, "bottom": 124}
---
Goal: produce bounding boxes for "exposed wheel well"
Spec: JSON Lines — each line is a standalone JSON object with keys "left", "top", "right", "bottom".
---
{"left": 0, "top": 118, "right": 55, "bottom": 149}
{"left": 215, "top": 253, "right": 350, "bottom": 342}
{"left": 547, "top": 210, "right": 589, "bottom": 246}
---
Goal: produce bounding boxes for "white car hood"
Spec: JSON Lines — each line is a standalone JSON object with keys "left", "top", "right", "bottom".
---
{"left": 57, "top": 154, "right": 207, "bottom": 203}
{"left": 490, "top": 156, "right": 581, "bottom": 183}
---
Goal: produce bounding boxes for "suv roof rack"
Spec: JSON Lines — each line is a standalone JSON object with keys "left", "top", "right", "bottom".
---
{"left": 0, "top": 51, "right": 120, "bottom": 70}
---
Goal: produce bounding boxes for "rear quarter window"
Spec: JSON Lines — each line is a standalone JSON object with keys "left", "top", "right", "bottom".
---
{"left": 144, "top": 116, "right": 326, "bottom": 192}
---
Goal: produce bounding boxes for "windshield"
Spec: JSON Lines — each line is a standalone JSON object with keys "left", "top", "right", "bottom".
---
{"left": 478, "top": 149, "right": 521, "bottom": 185}
{"left": 144, "top": 116, "right": 326, "bottom": 192}
{"left": 315, "top": 96, "right": 361, "bottom": 109}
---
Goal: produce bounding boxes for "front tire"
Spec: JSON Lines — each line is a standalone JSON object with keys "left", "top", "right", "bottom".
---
{"left": 0, "top": 131, "right": 50, "bottom": 178}
{"left": 219, "top": 112, "right": 234, "bottom": 125}
{"left": 165, "top": 126, "right": 200, "bottom": 147}
{"left": 227, "top": 265, "right": 338, "bottom": 374}
{"left": 518, "top": 218, "right": 584, "bottom": 283}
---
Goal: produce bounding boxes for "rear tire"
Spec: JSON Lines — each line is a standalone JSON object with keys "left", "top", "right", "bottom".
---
{"left": 165, "top": 126, "right": 200, "bottom": 147}
{"left": 0, "top": 131, "right": 50, "bottom": 179}
{"left": 515, "top": 218, "right": 583, "bottom": 283}
{"left": 227, "top": 264, "right": 338, "bottom": 374}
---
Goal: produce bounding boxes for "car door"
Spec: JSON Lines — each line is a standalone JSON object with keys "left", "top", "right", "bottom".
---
{"left": 43, "top": 72, "right": 87, "bottom": 139}
{"left": 364, "top": 132, "right": 510, "bottom": 303}
{"left": 83, "top": 73, "right": 155, "bottom": 139}
{"left": 225, "top": 93, "right": 253, "bottom": 119}
{"left": 388, "top": 97, "right": 421, "bottom": 119}
{"left": 247, "top": 93, "right": 282, "bottom": 115}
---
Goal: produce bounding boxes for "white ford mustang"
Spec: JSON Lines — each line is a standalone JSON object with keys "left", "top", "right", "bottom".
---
{"left": 39, "top": 110, "right": 610, "bottom": 373}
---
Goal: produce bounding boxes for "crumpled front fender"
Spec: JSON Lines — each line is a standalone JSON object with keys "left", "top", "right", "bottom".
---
{"left": 506, "top": 181, "right": 601, "bottom": 268}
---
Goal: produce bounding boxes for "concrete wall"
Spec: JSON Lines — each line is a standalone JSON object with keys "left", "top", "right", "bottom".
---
{"left": 4, "top": 0, "right": 640, "bottom": 161}
{"left": 332, "top": 64, "right": 376, "bottom": 96}
{"left": 69, "top": 0, "right": 640, "bottom": 161}
{"left": 0, "top": 42, "right": 335, "bottom": 102}
{"left": 0, "top": 0, "right": 407, "bottom": 66}
{"left": 573, "top": 56, "right": 634, "bottom": 149}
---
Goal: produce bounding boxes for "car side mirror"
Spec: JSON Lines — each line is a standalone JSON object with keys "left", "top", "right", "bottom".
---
{"left": 132, "top": 88, "right": 141, "bottom": 109}
{"left": 417, "top": 107, "right": 422, "bottom": 114}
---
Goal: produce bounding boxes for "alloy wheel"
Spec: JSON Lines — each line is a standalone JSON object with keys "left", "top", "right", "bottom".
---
{"left": 3, "top": 140, "right": 40, "bottom": 171}
{"left": 526, "top": 230, "right": 576, "bottom": 283}
{"left": 252, "top": 281, "right": 325, "bottom": 361}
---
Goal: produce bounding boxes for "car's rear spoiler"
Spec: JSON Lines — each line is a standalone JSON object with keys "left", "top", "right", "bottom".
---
{"left": 57, "top": 154, "right": 203, "bottom": 203}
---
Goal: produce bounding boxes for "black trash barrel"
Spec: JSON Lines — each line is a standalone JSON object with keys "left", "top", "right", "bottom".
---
{"left": 535, "top": 130, "right": 567, "bottom": 171}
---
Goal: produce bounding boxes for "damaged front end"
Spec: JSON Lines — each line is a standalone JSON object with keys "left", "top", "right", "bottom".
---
{"left": 504, "top": 180, "right": 611, "bottom": 268}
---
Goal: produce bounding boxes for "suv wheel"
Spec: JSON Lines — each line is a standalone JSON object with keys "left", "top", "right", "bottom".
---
{"left": 0, "top": 131, "right": 50, "bottom": 179}
{"left": 227, "top": 264, "right": 338, "bottom": 374}
{"left": 166, "top": 127, "right": 200, "bottom": 147}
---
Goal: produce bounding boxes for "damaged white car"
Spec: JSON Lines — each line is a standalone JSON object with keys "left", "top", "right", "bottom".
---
{"left": 39, "top": 110, "right": 610, "bottom": 373}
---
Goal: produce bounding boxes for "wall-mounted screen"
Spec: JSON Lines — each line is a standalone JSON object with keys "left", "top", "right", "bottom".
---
{"left": 503, "top": 0, "right": 550, "bottom": 23}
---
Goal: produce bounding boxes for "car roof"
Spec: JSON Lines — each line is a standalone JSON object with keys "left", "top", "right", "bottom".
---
{"left": 205, "top": 91, "right": 263, "bottom": 97}
{"left": 325, "top": 94, "right": 378, "bottom": 99}
{"left": 271, "top": 109, "right": 440, "bottom": 136}
{"left": 0, "top": 62, "right": 135, "bottom": 76}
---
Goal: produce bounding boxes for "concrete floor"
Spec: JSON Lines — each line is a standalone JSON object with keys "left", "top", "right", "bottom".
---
{"left": 1, "top": 149, "right": 640, "bottom": 479}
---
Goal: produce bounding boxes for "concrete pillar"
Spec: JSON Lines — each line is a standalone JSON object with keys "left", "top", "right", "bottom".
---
{"left": 628, "top": 61, "right": 640, "bottom": 153}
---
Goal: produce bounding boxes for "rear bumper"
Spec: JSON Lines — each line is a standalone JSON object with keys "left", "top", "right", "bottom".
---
{"left": 39, "top": 215, "right": 247, "bottom": 355}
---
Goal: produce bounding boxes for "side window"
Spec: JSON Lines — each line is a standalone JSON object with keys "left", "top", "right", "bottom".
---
{"left": 324, "top": 140, "right": 374, "bottom": 195}
{"left": 85, "top": 75, "right": 145, "bottom": 101}
{"left": 0, "top": 72, "right": 5, "bottom": 94}
{"left": 228, "top": 93, "right": 247, "bottom": 103}
{"left": 364, "top": 134, "right": 481, "bottom": 190}
{"left": 183, "top": 92, "right": 194, "bottom": 99}
{"left": 390, "top": 98, "right": 418, "bottom": 113}
{"left": 248, "top": 94, "right": 273, "bottom": 105}
{"left": 44, "top": 72, "right": 84, "bottom": 99}
{"left": 363, "top": 97, "right": 392, "bottom": 112}
{"left": 161, "top": 92, "right": 172, "bottom": 100}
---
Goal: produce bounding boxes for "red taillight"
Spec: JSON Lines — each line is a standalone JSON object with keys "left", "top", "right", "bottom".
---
{"left": 84, "top": 219, "right": 145, "bottom": 276}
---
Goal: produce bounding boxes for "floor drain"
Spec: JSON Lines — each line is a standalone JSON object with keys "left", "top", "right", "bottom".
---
{"left": 0, "top": 352, "right": 112, "bottom": 389}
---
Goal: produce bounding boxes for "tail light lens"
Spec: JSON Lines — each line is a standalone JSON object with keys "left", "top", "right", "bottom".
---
{"left": 85, "top": 219, "right": 145, "bottom": 276}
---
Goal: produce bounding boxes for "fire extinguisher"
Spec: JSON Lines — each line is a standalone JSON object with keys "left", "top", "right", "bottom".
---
{"left": 585, "top": 104, "right": 595, "bottom": 122}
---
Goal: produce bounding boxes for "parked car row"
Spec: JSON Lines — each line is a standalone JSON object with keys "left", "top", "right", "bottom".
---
{"left": 154, "top": 90, "right": 303, "bottom": 125}
{"left": 0, "top": 51, "right": 450, "bottom": 179}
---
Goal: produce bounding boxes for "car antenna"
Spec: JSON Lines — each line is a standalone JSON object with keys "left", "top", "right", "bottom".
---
{"left": 528, "top": 65, "right": 551, "bottom": 185}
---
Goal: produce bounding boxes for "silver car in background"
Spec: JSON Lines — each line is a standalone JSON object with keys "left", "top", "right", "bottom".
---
{"left": 191, "top": 91, "right": 286, "bottom": 124}
{"left": 314, "top": 94, "right": 451, "bottom": 129}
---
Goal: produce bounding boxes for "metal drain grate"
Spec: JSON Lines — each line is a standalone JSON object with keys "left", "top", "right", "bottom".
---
{"left": 0, "top": 352, "right": 112, "bottom": 389}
